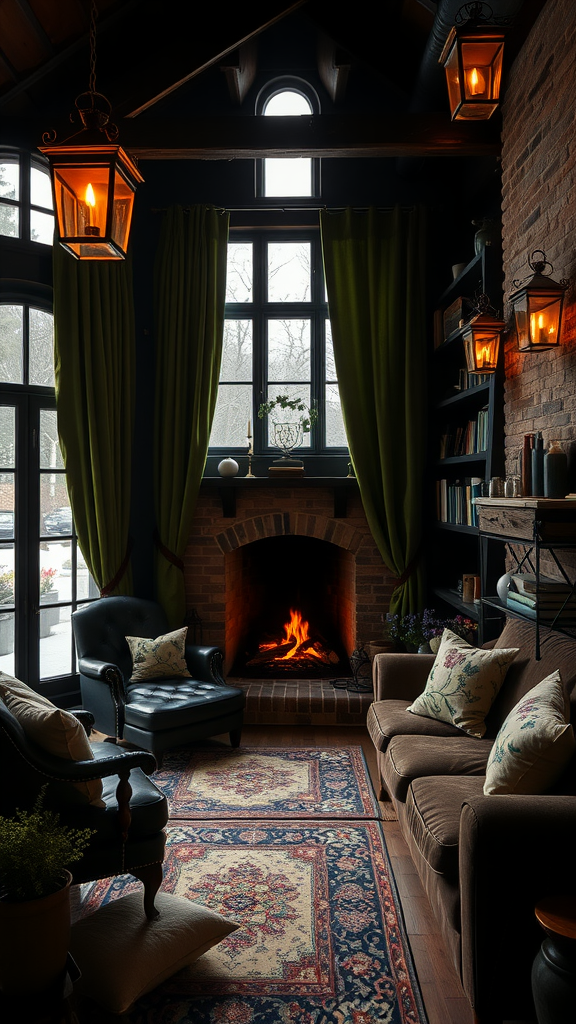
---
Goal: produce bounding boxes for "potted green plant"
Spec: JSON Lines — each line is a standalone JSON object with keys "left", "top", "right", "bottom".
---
{"left": 0, "top": 786, "right": 94, "bottom": 995}
{"left": 0, "top": 566, "right": 14, "bottom": 656}
{"left": 258, "top": 394, "right": 318, "bottom": 471}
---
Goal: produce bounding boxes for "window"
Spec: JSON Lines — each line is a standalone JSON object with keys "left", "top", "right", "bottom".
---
{"left": 256, "top": 81, "right": 320, "bottom": 199}
{"left": 0, "top": 300, "right": 98, "bottom": 692}
{"left": 209, "top": 232, "right": 346, "bottom": 456}
{"left": 0, "top": 149, "right": 54, "bottom": 245}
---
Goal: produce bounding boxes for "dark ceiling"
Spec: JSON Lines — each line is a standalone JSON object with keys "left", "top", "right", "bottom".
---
{"left": 0, "top": 0, "right": 543, "bottom": 159}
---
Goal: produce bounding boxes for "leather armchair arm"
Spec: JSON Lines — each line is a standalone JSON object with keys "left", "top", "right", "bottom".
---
{"left": 70, "top": 709, "right": 95, "bottom": 736}
{"left": 372, "top": 652, "right": 434, "bottom": 702}
{"left": 10, "top": 727, "right": 158, "bottom": 781}
{"left": 185, "top": 645, "right": 225, "bottom": 684}
{"left": 459, "top": 794, "right": 576, "bottom": 1017}
{"left": 78, "top": 656, "right": 124, "bottom": 686}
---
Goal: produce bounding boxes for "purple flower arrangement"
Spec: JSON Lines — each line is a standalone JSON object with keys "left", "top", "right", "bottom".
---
{"left": 384, "top": 609, "right": 477, "bottom": 649}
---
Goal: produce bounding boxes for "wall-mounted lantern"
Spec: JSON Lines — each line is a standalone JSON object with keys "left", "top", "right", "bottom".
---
{"left": 462, "top": 294, "right": 505, "bottom": 372}
{"left": 509, "top": 250, "right": 568, "bottom": 352}
{"left": 38, "top": 1, "right": 143, "bottom": 259}
{"left": 439, "top": 3, "right": 505, "bottom": 121}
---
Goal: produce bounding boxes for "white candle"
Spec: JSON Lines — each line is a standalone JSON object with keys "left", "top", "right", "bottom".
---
{"left": 247, "top": 419, "right": 251, "bottom": 437}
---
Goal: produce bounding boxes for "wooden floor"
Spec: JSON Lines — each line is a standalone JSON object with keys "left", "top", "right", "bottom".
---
{"left": 236, "top": 722, "right": 476, "bottom": 1024}
{"left": 234, "top": 724, "right": 539, "bottom": 1024}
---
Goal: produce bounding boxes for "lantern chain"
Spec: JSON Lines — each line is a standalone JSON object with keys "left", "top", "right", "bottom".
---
{"left": 88, "top": 0, "right": 98, "bottom": 98}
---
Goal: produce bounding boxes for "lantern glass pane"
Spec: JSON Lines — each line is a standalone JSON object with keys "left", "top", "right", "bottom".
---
{"left": 528, "top": 294, "right": 562, "bottom": 347}
{"left": 111, "top": 167, "right": 135, "bottom": 254}
{"left": 53, "top": 164, "right": 112, "bottom": 239}
{"left": 460, "top": 40, "right": 504, "bottom": 101}
{"left": 443, "top": 44, "right": 462, "bottom": 117}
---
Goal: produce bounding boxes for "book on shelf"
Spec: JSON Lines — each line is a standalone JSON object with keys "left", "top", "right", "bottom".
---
{"left": 456, "top": 368, "right": 491, "bottom": 391}
{"left": 506, "top": 594, "right": 576, "bottom": 625}
{"left": 510, "top": 573, "right": 574, "bottom": 596}
{"left": 436, "top": 477, "right": 484, "bottom": 527}
{"left": 439, "top": 408, "right": 489, "bottom": 459}
{"left": 508, "top": 589, "right": 576, "bottom": 612}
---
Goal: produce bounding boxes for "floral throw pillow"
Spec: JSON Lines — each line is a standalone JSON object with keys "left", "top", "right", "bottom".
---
{"left": 126, "top": 627, "right": 192, "bottom": 682}
{"left": 407, "top": 628, "right": 519, "bottom": 738}
{"left": 484, "top": 670, "right": 575, "bottom": 795}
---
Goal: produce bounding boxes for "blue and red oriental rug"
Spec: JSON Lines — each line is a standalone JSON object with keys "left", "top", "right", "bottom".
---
{"left": 153, "top": 745, "right": 381, "bottom": 820}
{"left": 76, "top": 747, "right": 428, "bottom": 1024}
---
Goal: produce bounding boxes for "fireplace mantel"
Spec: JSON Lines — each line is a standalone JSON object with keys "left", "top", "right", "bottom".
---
{"left": 201, "top": 476, "right": 359, "bottom": 518}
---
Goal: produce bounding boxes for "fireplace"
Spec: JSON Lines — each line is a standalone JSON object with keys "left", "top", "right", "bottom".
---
{"left": 184, "top": 480, "right": 397, "bottom": 678}
{"left": 227, "top": 535, "right": 351, "bottom": 678}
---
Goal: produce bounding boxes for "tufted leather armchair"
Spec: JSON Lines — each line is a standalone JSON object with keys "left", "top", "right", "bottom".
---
{"left": 72, "top": 597, "right": 245, "bottom": 760}
{"left": 0, "top": 701, "right": 167, "bottom": 919}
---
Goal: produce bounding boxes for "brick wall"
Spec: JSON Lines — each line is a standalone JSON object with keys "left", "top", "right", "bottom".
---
{"left": 183, "top": 482, "right": 395, "bottom": 674}
{"left": 501, "top": 0, "right": 576, "bottom": 476}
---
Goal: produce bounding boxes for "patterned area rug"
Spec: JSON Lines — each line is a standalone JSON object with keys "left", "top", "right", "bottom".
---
{"left": 77, "top": 820, "right": 428, "bottom": 1024}
{"left": 153, "top": 746, "right": 381, "bottom": 820}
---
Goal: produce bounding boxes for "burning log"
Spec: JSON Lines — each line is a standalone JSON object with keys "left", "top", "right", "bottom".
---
{"left": 246, "top": 609, "right": 340, "bottom": 668}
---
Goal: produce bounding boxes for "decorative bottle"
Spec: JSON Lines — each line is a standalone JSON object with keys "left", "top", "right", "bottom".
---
{"left": 544, "top": 440, "right": 568, "bottom": 499}
{"left": 521, "top": 433, "right": 534, "bottom": 496}
{"left": 531, "top": 432, "right": 545, "bottom": 496}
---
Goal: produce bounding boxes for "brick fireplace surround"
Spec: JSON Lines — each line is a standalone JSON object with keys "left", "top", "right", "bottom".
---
{"left": 184, "top": 478, "right": 395, "bottom": 724}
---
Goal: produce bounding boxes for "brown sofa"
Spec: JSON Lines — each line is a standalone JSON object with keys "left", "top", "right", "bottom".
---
{"left": 367, "top": 616, "right": 576, "bottom": 1024}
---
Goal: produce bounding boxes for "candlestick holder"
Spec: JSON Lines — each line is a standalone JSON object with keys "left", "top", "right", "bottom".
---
{"left": 245, "top": 435, "right": 256, "bottom": 477}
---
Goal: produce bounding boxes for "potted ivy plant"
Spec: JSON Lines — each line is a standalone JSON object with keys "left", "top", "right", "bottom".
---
{"left": 258, "top": 394, "right": 318, "bottom": 470}
{"left": 0, "top": 786, "right": 94, "bottom": 995}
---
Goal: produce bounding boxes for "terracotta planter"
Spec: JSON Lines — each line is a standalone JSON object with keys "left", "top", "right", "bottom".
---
{"left": 366, "top": 640, "right": 396, "bottom": 662}
{"left": 0, "top": 869, "right": 72, "bottom": 995}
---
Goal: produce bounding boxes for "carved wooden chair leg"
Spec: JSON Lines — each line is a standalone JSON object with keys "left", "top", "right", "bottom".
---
{"left": 131, "top": 863, "right": 164, "bottom": 920}
{"left": 230, "top": 729, "right": 242, "bottom": 748}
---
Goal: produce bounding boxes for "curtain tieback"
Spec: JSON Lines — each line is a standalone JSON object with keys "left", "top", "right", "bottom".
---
{"left": 153, "top": 529, "right": 185, "bottom": 572}
{"left": 393, "top": 546, "right": 421, "bottom": 589}
{"left": 100, "top": 538, "right": 134, "bottom": 597}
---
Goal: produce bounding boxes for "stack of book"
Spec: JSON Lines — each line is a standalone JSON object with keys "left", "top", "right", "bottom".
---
{"left": 507, "top": 573, "right": 576, "bottom": 625}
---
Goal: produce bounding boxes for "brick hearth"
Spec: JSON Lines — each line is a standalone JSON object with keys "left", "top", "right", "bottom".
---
{"left": 184, "top": 478, "right": 394, "bottom": 723}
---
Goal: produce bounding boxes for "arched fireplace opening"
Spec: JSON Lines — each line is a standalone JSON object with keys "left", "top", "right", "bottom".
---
{"left": 225, "top": 535, "right": 354, "bottom": 678}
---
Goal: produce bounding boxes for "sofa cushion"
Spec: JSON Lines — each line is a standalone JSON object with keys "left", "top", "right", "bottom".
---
{"left": 484, "top": 670, "right": 576, "bottom": 795}
{"left": 407, "top": 629, "right": 519, "bottom": 738}
{"left": 484, "top": 618, "right": 576, "bottom": 736}
{"left": 367, "top": 698, "right": 465, "bottom": 754}
{"left": 0, "top": 673, "right": 104, "bottom": 807}
{"left": 406, "top": 775, "right": 485, "bottom": 878}
{"left": 126, "top": 627, "right": 192, "bottom": 682}
{"left": 383, "top": 734, "right": 493, "bottom": 803}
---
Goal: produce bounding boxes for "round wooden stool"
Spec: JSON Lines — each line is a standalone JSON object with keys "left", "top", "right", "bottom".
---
{"left": 532, "top": 895, "right": 576, "bottom": 1024}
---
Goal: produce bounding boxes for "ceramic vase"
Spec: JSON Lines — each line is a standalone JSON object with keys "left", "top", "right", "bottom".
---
{"left": 218, "top": 458, "right": 239, "bottom": 477}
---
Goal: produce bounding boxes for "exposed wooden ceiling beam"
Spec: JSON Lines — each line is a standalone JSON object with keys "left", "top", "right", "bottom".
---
{"left": 220, "top": 41, "right": 258, "bottom": 106}
{"left": 316, "top": 33, "right": 351, "bottom": 104}
{"left": 110, "top": 112, "right": 501, "bottom": 159}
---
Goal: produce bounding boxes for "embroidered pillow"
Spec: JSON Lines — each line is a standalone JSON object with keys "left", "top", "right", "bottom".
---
{"left": 0, "top": 672, "right": 104, "bottom": 807}
{"left": 407, "top": 629, "right": 519, "bottom": 738}
{"left": 126, "top": 627, "right": 192, "bottom": 682}
{"left": 484, "top": 670, "right": 575, "bottom": 795}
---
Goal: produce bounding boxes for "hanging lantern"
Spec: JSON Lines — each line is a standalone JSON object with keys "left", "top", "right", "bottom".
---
{"left": 38, "top": 3, "right": 143, "bottom": 260}
{"left": 439, "top": 3, "right": 505, "bottom": 121}
{"left": 462, "top": 296, "right": 504, "bottom": 372}
{"left": 509, "top": 250, "right": 567, "bottom": 352}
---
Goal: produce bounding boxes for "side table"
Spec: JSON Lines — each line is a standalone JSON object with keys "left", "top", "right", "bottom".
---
{"left": 532, "top": 895, "right": 576, "bottom": 1024}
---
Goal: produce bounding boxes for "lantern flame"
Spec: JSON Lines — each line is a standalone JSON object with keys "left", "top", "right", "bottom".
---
{"left": 467, "top": 66, "right": 486, "bottom": 95}
{"left": 85, "top": 183, "right": 96, "bottom": 207}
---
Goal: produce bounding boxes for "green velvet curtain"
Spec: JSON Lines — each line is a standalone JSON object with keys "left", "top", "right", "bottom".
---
{"left": 53, "top": 245, "right": 135, "bottom": 595}
{"left": 320, "top": 206, "right": 427, "bottom": 617}
{"left": 153, "top": 204, "right": 230, "bottom": 628}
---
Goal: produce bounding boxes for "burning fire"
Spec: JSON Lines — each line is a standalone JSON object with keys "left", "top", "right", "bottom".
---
{"left": 259, "top": 608, "right": 323, "bottom": 661}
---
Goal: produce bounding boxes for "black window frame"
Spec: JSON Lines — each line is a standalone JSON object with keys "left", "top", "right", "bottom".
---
{"left": 0, "top": 147, "right": 53, "bottom": 247}
{"left": 207, "top": 226, "right": 348, "bottom": 473}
